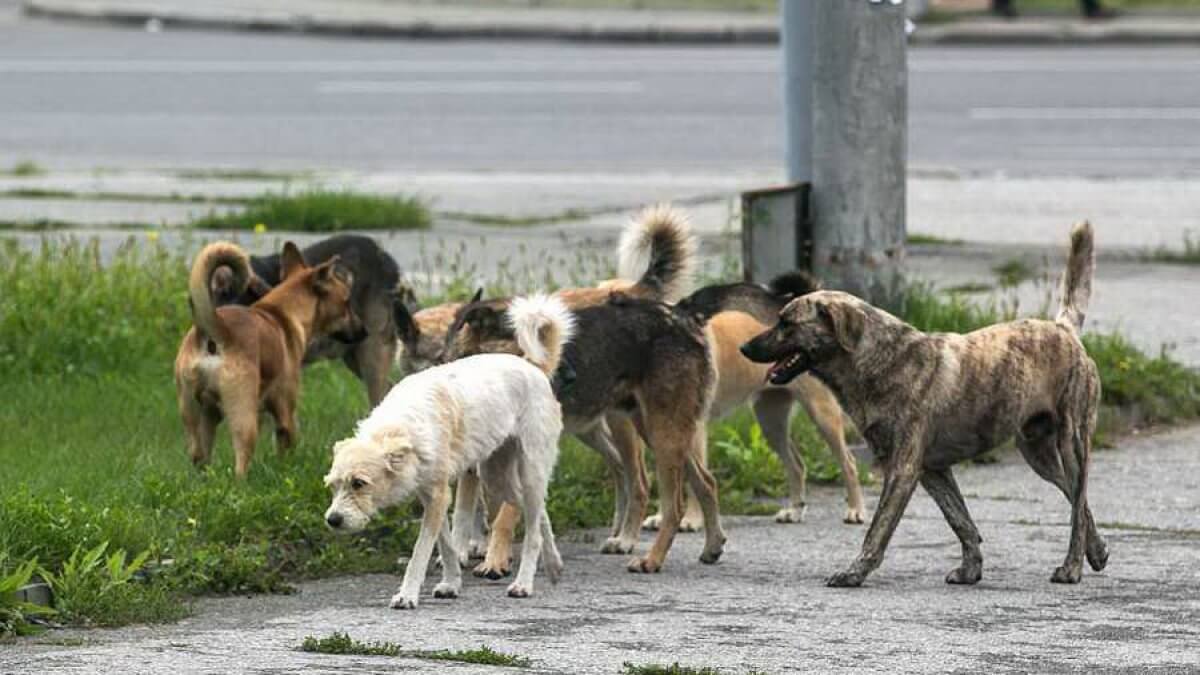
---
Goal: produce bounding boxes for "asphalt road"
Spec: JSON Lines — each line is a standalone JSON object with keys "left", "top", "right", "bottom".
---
{"left": 4, "top": 425, "right": 1200, "bottom": 674}
{"left": 2, "top": 7, "right": 1199, "bottom": 175}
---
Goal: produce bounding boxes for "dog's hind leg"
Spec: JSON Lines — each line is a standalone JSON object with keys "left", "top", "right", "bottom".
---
{"left": 223, "top": 384, "right": 260, "bottom": 480}
{"left": 920, "top": 467, "right": 983, "bottom": 584}
{"left": 181, "top": 401, "right": 219, "bottom": 469}
{"left": 265, "top": 393, "right": 296, "bottom": 456}
{"left": 391, "top": 481, "right": 451, "bottom": 609}
{"left": 507, "top": 443, "right": 555, "bottom": 598}
{"left": 539, "top": 508, "right": 564, "bottom": 585}
{"left": 475, "top": 440, "right": 521, "bottom": 580}
{"left": 683, "top": 428, "right": 726, "bottom": 565}
{"left": 628, "top": 416, "right": 691, "bottom": 574}
{"left": 755, "top": 389, "right": 808, "bottom": 524}
{"left": 582, "top": 418, "right": 645, "bottom": 554}
{"left": 795, "top": 377, "right": 866, "bottom": 524}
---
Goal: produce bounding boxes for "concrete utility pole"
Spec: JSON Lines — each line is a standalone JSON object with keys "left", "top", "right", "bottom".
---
{"left": 781, "top": 0, "right": 812, "bottom": 184}
{"left": 810, "top": 0, "right": 908, "bottom": 307}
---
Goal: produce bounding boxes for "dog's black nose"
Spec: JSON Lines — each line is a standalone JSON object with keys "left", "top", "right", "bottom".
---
{"left": 326, "top": 512, "right": 343, "bottom": 528}
{"left": 740, "top": 343, "right": 753, "bottom": 358}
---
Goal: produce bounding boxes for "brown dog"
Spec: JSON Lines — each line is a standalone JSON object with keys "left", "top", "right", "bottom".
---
{"left": 742, "top": 223, "right": 1106, "bottom": 586}
{"left": 174, "top": 241, "right": 363, "bottom": 478}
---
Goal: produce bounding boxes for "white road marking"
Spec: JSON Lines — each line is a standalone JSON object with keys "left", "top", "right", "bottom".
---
{"left": 316, "top": 80, "right": 644, "bottom": 95}
{"left": 971, "top": 107, "right": 1200, "bottom": 121}
{"left": 0, "top": 59, "right": 772, "bottom": 74}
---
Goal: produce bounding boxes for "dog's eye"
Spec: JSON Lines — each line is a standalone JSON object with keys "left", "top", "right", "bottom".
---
{"left": 350, "top": 478, "right": 366, "bottom": 490}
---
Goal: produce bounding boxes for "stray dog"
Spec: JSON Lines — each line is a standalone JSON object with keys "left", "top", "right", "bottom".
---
{"left": 445, "top": 293, "right": 722, "bottom": 575}
{"left": 211, "top": 234, "right": 403, "bottom": 406}
{"left": 399, "top": 205, "right": 697, "bottom": 567}
{"left": 742, "top": 222, "right": 1107, "bottom": 586}
{"left": 641, "top": 272, "right": 866, "bottom": 529}
{"left": 323, "top": 294, "right": 573, "bottom": 608}
{"left": 175, "top": 241, "right": 363, "bottom": 478}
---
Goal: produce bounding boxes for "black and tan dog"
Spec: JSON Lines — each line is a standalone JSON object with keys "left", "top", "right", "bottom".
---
{"left": 175, "top": 241, "right": 363, "bottom": 478}
{"left": 642, "top": 272, "right": 866, "bottom": 528}
{"left": 446, "top": 293, "right": 722, "bottom": 575}
{"left": 211, "top": 234, "right": 402, "bottom": 406}
{"left": 742, "top": 222, "right": 1106, "bottom": 586}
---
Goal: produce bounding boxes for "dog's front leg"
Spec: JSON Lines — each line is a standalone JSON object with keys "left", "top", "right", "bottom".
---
{"left": 828, "top": 442, "right": 923, "bottom": 588}
{"left": 451, "top": 468, "right": 482, "bottom": 567}
{"left": 433, "top": 514, "right": 463, "bottom": 599}
{"left": 391, "top": 482, "right": 451, "bottom": 609}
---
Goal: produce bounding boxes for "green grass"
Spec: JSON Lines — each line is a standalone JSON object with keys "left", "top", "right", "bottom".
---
{"left": 1147, "top": 231, "right": 1200, "bottom": 265}
{"left": 300, "top": 632, "right": 529, "bottom": 667}
{"left": 991, "top": 258, "right": 1038, "bottom": 288}
{"left": 300, "top": 632, "right": 403, "bottom": 656}
{"left": 175, "top": 168, "right": 311, "bottom": 182}
{"left": 3, "top": 160, "right": 44, "bottom": 177}
{"left": 0, "top": 188, "right": 250, "bottom": 206}
{"left": 188, "top": 189, "right": 431, "bottom": 232}
{"left": 907, "top": 233, "right": 965, "bottom": 246}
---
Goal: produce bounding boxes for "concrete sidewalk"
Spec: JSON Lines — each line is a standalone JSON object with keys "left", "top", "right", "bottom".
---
{"left": 4, "top": 425, "right": 1199, "bottom": 673}
{"left": 21, "top": 0, "right": 1200, "bottom": 44}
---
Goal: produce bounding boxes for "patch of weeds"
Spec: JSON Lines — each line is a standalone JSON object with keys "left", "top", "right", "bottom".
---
{"left": 175, "top": 168, "right": 310, "bottom": 181}
{"left": 300, "top": 631, "right": 401, "bottom": 656}
{"left": 299, "top": 633, "right": 529, "bottom": 667}
{"left": 0, "top": 557, "right": 55, "bottom": 636}
{"left": 417, "top": 645, "right": 531, "bottom": 668}
{"left": 621, "top": 663, "right": 730, "bottom": 675}
{"left": 992, "top": 258, "right": 1037, "bottom": 288}
{"left": 5, "top": 160, "right": 44, "bottom": 177}
{"left": 908, "top": 233, "right": 964, "bottom": 246}
{"left": 38, "top": 542, "right": 189, "bottom": 627}
{"left": 0, "top": 188, "right": 250, "bottom": 206}
{"left": 944, "top": 281, "right": 994, "bottom": 295}
{"left": 1146, "top": 231, "right": 1200, "bottom": 265}
{"left": 442, "top": 207, "right": 592, "bottom": 227}
{"left": 189, "top": 189, "right": 430, "bottom": 232}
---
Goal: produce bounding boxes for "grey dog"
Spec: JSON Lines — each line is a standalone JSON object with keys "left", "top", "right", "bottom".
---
{"left": 741, "top": 222, "right": 1107, "bottom": 587}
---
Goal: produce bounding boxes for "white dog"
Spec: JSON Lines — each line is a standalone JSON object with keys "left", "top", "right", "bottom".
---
{"left": 324, "top": 294, "right": 574, "bottom": 608}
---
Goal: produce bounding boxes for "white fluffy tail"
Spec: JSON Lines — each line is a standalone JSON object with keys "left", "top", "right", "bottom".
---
{"left": 616, "top": 204, "right": 696, "bottom": 303}
{"left": 1056, "top": 221, "right": 1095, "bottom": 333}
{"left": 508, "top": 294, "right": 575, "bottom": 376}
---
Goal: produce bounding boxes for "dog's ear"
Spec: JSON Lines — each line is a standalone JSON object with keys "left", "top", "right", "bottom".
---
{"left": 375, "top": 429, "right": 415, "bottom": 476}
{"left": 820, "top": 301, "right": 865, "bottom": 353}
{"left": 312, "top": 256, "right": 352, "bottom": 295}
{"left": 280, "top": 242, "right": 307, "bottom": 281}
{"left": 469, "top": 288, "right": 484, "bottom": 304}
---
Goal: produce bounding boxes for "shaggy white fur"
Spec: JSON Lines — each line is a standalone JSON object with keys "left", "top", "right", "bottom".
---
{"left": 323, "top": 295, "right": 572, "bottom": 608}
{"left": 616, "top": 203, "right": 696, "bottom": 304}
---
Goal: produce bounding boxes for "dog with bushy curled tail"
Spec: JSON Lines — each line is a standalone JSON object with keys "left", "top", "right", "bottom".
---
{"left": 323, "top": 294, "right": 573, "bottom": 609}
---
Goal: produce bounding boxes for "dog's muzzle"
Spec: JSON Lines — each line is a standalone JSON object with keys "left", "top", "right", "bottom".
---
{"left": 325, "top": 512, "right": 344, "bottom": 529}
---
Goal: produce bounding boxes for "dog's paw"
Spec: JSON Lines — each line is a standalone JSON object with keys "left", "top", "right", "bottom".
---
{"left": 1050, "top": 564, "right": 1082, "bottom": 584}
{"left": 600, "top": 537, "right": 636, "bottom": 554}
{"left": 545, "top": 554, "right": 564, "bottom": 585}
{"left": 506, "top": 582, "right": 532, "bottom": 598}
{"left": 945, "top": 565, "right": 982, "bottom": 585}
{"left": 473, "top": 559, "right": 512, "bottom": 580}
{"left": 1087, "top": 540, "right": 1109, "bottom": 572}
{"left": 678, "top": 516, "right": 703, "bottom": 533}
{"left": 389, "top": 592, "right": 419, "bottom": 609}
{"left": 432, "top": 582, "right": 460, "bottom": 599}
{"left": 641, "top": 514, "right": 663, "bottom": 531}
{"left": 843, "top": 506, "right": 867, "bottom": 525}
{"left": 774, "top": 505, "right": 807, "bottom": 524}
{"left": 699, "top": 547, "right": 723, "bottom": 565}
{"left": 826, "top": 569, "right": 866, "bottom": 588}
{"left": 627, "top": 556, "right": 662, "bottom": 574}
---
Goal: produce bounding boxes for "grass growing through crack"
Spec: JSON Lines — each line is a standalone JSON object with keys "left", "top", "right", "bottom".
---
{"left": 189, "top": 189, "right": 431, "bottom": 232}
{"left": 300, "top": 632, "right": 530, "bottom": 667}
{"left": 3, "top": 160, "right": 44, "bottom": 177}
{"left": 622, "top": 663, "right": 765, "bottom": 675}
{"left": 1147, "top": 231, "right": 1200, "bottom": 265}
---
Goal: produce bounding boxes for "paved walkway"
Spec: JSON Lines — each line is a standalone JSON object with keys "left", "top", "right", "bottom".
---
{"left": 4, "top": 425, "right": 1199, "bottom": 674}
{"left": 21, "top": 0, "right": 1200, "bottom": 44}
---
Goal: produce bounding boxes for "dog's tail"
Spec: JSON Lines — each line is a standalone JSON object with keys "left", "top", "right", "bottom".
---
{"left": 617, "top": 204, "right": 696, "bottom": 303}
{"left": 188, "top": 241, "right": 251, "bottom": 346}
{"left": 767, "top": 270, "right": 822, "bottom": 300}
{"left": 508, "top": 294, "right": 575, "bottom": 377}
{"left": 1056, "top": 221, "right": 1095, "bottom": 333}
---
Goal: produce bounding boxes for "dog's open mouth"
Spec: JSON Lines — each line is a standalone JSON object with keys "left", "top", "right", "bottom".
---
{"left": 766, "top": 351, "right": 807, "bottom": 385}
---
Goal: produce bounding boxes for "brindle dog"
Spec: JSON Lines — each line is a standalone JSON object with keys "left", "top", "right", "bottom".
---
{"left": 742, "top": 223, "right": 1107, "bottom": 587}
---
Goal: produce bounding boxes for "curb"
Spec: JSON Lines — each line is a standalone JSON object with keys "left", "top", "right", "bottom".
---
{"left": 20, "top": 2, "right": 779, "bottom": 44}
{"left": 22, "top": 1, "right": 1200, "bottom": 45}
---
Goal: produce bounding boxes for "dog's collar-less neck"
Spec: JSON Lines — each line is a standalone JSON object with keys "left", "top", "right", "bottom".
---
{"left": 253, "top": 300, "right": 310, "bottom": 354}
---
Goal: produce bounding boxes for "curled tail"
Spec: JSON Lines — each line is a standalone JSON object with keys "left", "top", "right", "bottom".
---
{"left": 508, "top": 294, "right": 575, "bottom": 376}
{"left": 188, "top": 242, "right": 251, "bottom": 347}
{"left": 617, "top": 204, "right": 696, "bottom": 303}
{"left": 1056, "top": 221, "right": 1095, "bottom": 333}
{"left": 768, "top": 270, "right": 822, "bottom": 300}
